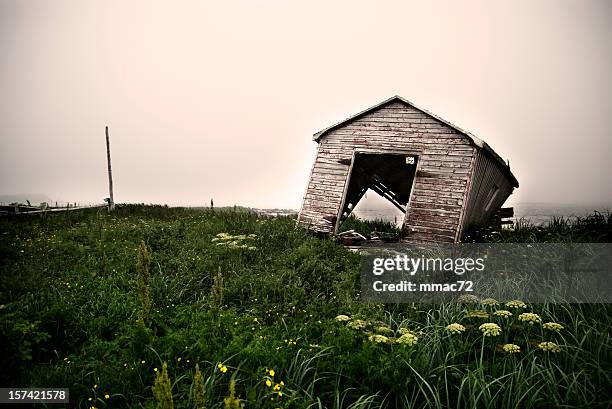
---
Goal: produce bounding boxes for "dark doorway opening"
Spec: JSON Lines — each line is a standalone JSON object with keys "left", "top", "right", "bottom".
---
{"left": 335, "top": 152, "right": 418, "bottom": 233}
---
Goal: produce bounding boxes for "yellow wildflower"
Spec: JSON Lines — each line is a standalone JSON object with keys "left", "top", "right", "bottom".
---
{"left": 267, "top": 369, "right": 275, "bottom": 377}
{"left": 538, "top": 341, "right": 561, "bottom": 352}
{"left": 506, "top": 300, "right": 526, "bottom": 309}
{"left": 493, "top": 310, "right": 512, "bottom": 318}
{"left": 265, "top": 379, "right": 272, "bottom": 387}
{"left": 479, "top": 322, "right": 501, "bottom": 337}
{"left": 502, "top": 343, "right": 521, "bottom": 354}
{"left": 543, "top": 322, "right": 564, "bottom": 332}
{"left": 398, "top": 328, "right": 414, "bottom": 335}
{"left": 467, "top": 310, "right": 489, "bottom": 319}
{"left": 375, "top": 326, "right": 394, "bottom": 335}
{"left": 104, "top": 394, "right": 110, "bottom": 399}
{"left": 397, "top": 333, "right": 418, "bottom": 346}
{"left": 518, "top": 312, "right": 542, "bottom": 325}
{"left": 335, "top": 315, "right": 351, "bottom": 322}
{"left": 368, "top": 334, "right": 392, "bottom": 344}
{"left": 457, "top": 294, "right": 479, "bottom": 304}
{"left": 347, "top": 319, "right": 367, "bottom": 330}
{"left": 481, "top": 298, "right": 499, "bottom": 306}
{"left": 446, "top": 323, "right": 466, "bottom": 335}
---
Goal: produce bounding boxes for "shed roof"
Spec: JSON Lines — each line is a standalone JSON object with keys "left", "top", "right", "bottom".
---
{"left": 313, "top": 95, "right": 518, "bottom": 188}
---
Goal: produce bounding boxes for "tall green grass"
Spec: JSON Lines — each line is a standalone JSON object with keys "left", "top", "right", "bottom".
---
{"left": 0, "top": 205, "right": 610, "bottom": 408}
{"left": 339, "top": 215, "right": 400, "bottom": 238}
{"left": 465, "top": 211, "right": 611, "bottom": 243}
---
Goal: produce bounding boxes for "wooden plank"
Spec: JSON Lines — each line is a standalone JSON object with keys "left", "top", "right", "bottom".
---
{"left": 311, "top": 168, "right": 349, "bottom": 176}
{"left": 330, "top": 129, "right": 461, "bottom": 137}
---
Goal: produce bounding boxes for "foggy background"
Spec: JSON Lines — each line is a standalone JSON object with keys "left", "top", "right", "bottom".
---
{"left": 1, "top": 0, "right": 611, "bottom": 212}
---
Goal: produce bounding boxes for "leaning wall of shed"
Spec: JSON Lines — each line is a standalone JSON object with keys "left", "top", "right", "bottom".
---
{"left": 297, "top": 101, "right": 477, "bottom": 243}
{"left": 459, "top": 149, "right": 515, "bottom": 237}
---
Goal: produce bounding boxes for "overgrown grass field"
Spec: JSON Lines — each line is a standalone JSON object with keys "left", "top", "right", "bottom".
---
{"left": 0, "top": 206, "right": 610, "bottom": 408}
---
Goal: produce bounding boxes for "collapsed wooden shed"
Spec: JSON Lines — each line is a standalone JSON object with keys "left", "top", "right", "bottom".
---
{"left": 297, "top": 96, "right": 519, "bottom": 243}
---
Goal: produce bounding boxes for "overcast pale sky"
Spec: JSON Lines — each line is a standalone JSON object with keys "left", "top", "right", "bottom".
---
{"left": 1, "top": 0, "right": 610, "bottom": 209}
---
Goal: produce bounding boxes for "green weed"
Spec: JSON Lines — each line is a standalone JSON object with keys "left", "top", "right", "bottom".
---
{"left": 0, "top": 205, "right": 610, "bottom": 408}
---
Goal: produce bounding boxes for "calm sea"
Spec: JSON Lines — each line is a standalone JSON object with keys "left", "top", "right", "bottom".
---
{"left": 353, "top": 203, "right": 611, "bottom": 226}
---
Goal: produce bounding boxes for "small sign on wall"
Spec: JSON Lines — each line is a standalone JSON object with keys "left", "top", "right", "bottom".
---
{"left": 405, "top": 156, "right": 416, "bottom": 165}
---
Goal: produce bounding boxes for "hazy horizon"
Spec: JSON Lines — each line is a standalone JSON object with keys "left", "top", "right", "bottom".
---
{"left": 1, "top": 1, "right": 611, "bottom": 209}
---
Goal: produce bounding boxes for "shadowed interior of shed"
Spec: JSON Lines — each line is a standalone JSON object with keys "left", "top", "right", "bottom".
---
{"left": 336, "top": 152, "right": 417, "bottom": 229}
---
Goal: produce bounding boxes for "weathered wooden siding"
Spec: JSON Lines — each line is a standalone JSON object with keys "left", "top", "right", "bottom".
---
{"left": 297, "top": 101, "right": 477, "bottom": 243}
{"left": 459, "top": 149, "right": 515, "bottom": 236}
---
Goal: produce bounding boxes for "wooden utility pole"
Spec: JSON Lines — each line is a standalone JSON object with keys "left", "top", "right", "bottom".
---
{"left": 105, "top": 126, "right": 115, "bottom": 210}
